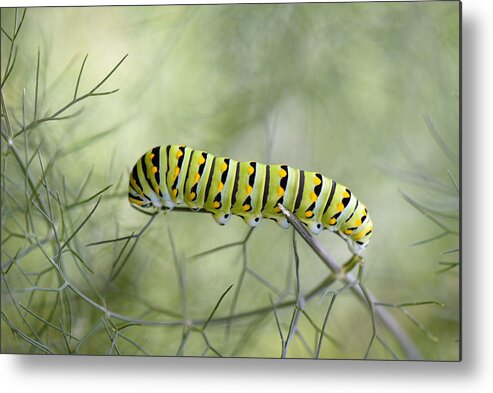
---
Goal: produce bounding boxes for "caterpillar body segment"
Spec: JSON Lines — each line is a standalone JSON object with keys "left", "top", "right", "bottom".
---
{"left": 129, "top": 144, "right": 373, "bottom": 255}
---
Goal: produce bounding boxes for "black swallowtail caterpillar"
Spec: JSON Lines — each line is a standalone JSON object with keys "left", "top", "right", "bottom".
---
{"left": 128, "top": 145, "right": 373, "bottom": 255}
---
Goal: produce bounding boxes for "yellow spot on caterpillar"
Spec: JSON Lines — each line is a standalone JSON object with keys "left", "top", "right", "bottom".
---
{"left": 194, "top": 173, "right": 201, "bottom": 182}
{"left": 279, "top": 168, "right": 287, "bottom": 178}
{"left": 221, "top": 162, "right": 228, "bottom": 172}
{"left": 174, "top": 167, "right": 180, "bottom": 177}
{"left": 344, "top": 229, "right": 353, "bottom": 235}
{"left": 218, "top": 182, "right": 224, "bottom": 191}
{"left": 355, "top": 219, "right": 362, "bottom": 226}
{"left": 310, "top": 192, "right": 318, "bottom": 202}
{"left": 337, "top": 202, "right": 344, "bottom": 211}
{"left": 353, "top": 230, "right": 366, "bottom": 240}
{"left": 274, "top": 206, "right": 281, "bottom": 213}
{"left": 305, "top": 211, "right": 314, "bottom": 218}
{"left": 189, "top": 192, "right": 196, "bottom": 201}
{"left": 242, "top": 204, "right": 251, "bottom": 211}
{"left": 246, "top": 185, "right": 253, "bottom": 194}
{"left": 277, "top": 187, "right": 284, "bottom": 197}
{"left": 213, "top": 201, "right": 221, "bottom": 209}
{"left": 172, "top": 189, "right": 178, "bottom": 197}
{"left": 329, "top": 218, "right": 337, "bottom": 225}
{"left": 247, "top": 165, "right": 255, "bottom": 175}
{"left": 154, "top": 185, "right": 160, "bottom": 194}
{"left": 343, "top": 190, "right": 350, "bottom": 198}
{"left": 129, "top": 198, "right": 142, "bottom": 206}
{"left": 198, "top": 156, "right": 206, "bottom": 164}
{"left": 150, "top": 153, "right": 155, "bottom": 159}
{"left": 176, "top": 150, "right": 183, "bottom": 158}
{"left": 313, "top": 176, "right": 321, "bottom": 186}
{"left": 151, "top": 166, "right": 158, "bottom": 174}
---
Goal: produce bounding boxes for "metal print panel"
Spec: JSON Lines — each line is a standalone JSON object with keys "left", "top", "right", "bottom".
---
{"left": 0, "top": 1, "right": 460, "bottom": 360}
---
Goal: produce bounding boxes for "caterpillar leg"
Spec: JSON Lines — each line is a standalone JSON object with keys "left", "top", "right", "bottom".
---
{"left": 274, "top": 216, "right": 291, "bottom": 229}
{"left": 213, "top": 212, "right": 232, "bottom": 226}
{"left": 307, "top": 221, "right": 324, "bottom": 235}
{"left": 162, "top": 198, "right": 176, "bottom": 209}
{"left": 243, "top": 214, "right": 263, "bottom": 227}
{"left": 148, "top": 190, "right": 164, "bottom": 209}
{"left": 346, "top": 239, "right": 365, "bottom": 256}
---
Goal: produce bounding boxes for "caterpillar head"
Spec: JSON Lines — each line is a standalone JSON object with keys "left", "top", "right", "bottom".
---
{"left": 346, "top": 232, "right": 371, "bottom": 255}
{"left": 128, "top": 161, "right": 154, "bottom": 208}
{"left": 339, "top": 203, "right": 373, "bottom": 256}
{"left": 128, "top": 155, "right": 171, "bottom": 210}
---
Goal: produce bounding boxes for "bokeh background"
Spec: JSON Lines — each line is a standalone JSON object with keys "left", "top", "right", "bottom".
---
{"left": 1, "top": 1, "right": 459, "bottom": 360}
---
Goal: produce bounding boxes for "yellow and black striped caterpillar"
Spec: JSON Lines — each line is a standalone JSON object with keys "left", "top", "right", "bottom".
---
{"left": 128, "top": 145, "right": 373, "bottom": 255}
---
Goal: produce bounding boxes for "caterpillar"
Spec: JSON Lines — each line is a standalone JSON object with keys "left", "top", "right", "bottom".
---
{"left": 128, "top": 145, "right": 373, "bottom": 255}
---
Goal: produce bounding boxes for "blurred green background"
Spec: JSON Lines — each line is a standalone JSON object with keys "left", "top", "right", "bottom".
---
{"left": 1, "top": 1, "right": 459, "bottom": 360}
